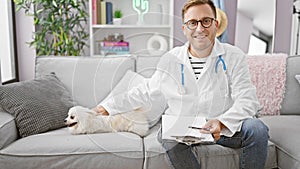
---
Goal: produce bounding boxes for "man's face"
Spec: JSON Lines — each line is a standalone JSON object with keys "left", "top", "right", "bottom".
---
{"left": 182, "top": 4, "right": 218, "bottom": 54}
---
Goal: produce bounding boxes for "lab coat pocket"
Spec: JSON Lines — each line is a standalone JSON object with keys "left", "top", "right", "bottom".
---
{"left": 213, "top": 70, "right": 230, "bottom": 98}
{"left": 198, "top": 89, "right": 230, "bottom": 118}
{"left": 216, "top": 88, "right": 234, "bottom": 117}
{"left": 168, "top": 93, "right": 198, "bottom": 116}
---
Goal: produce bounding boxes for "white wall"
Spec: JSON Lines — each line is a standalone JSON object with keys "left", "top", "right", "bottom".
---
{"left": 15, "top": 8, "right": 36, "bottom": 81}
{"left": 290, "top": 1, "right": 300, "bottom": 55}
{"left": 173, "top": 0, "right": 186, "bottom": 47}
{"left": 235, "top": 0, "right": 293, "bottom": 55}
{"left": 0, "top": 0, "right": 14, "bottom": 82}
{"left": 234, "top": 11, "right": 254, "bottom": 53}
{"left": 224, "top": 0, "right": 237, "bottom": 45}
{"left": 273, "top": 0, "right": 293, "bottom": 54}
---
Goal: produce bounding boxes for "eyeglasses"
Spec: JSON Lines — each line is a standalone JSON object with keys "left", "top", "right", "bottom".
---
{"left": 184, "top": 17, "right": 216, "bottom": 30}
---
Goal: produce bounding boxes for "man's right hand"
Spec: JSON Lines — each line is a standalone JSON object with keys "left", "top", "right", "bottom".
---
{"left": 200, "top": 119, "right": 226, "bottom": 141}
{"left": 92, "top": 105, "right": 109, "bottom": 116}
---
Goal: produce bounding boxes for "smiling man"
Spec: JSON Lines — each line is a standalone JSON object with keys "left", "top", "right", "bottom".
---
{"left": 182, "top": 2, "right": 217, "bottom": 58}
{"left": 156, "top": 1, "right": 269, "bottom": 169}
{"left": 95, "top": 0, "right": 269, "bottom": 169}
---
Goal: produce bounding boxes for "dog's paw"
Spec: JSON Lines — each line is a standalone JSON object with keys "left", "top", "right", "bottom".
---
{"left": 129, "top": 123, "right": 150, "bottom": 137}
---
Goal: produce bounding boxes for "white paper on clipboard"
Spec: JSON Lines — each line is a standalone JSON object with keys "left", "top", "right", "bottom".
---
{"left": 162, "top": 115, "right": 215, "bottom": 145}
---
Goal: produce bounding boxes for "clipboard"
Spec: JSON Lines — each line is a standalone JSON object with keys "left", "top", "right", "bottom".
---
{"left": 162, "top": 115, "right": 215, "bottom": 145}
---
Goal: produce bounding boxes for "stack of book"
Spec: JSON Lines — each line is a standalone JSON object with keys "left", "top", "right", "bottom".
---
{"left": 99, "top": 41, "right": 130, "bottom": 55}
{"left": 92, "top": 0, "right": 113, "bottom": 25}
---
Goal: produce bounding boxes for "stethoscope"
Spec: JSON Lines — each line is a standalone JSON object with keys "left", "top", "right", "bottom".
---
{"left": 215, "top": 55, "right": 227, "bottom": 73}
{"left": 178, "top": 55, "right": 227, "bottom": 94}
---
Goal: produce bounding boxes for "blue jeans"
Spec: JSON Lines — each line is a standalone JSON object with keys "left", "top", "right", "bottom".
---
{"left": 158, "top": 118, "right": 269, "bottom": 169}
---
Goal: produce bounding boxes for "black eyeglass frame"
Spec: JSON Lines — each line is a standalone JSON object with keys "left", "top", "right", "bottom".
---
{"left": 184, "top": 17, "right": 216, "bottom": 30}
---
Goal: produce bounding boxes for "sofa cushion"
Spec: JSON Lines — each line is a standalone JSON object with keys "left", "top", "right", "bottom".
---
{"left": 0, "top": 74, "right": 75, "bottom": 137}
{"left": 0, "top": 111, "right": 18, "bottom": 149}
{"left": 101, "top": 70, "right": 165, "bottom": 127}
{"left": 136, "top": 55, "right": 161, "bottom": 78}
{"left": 35, "top": 56, "right": 135, "bottom": 108}
{"left": 0, "top": 128, "right": 144, "bottom": 169}
{"left": 102, "top": 70, "right": 146, "bottom": 101}
{"left": 295, "top": 75, "right": 300, "bottom": 84}
{"left": 246, "top": 54, "right": 287, "bottom": 116}
{"left": 143, "top": 123, "right": 277, "bottom": 169}
{"left": 260, "top": 115, "right": 300, "bottom": 168}
{"left": 281, "top": 56, "right": 300, "bottom": 115}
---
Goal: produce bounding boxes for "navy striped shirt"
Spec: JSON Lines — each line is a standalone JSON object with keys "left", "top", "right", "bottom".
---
{"left": 188, "top": 53, "right": 207, "bottom": 80}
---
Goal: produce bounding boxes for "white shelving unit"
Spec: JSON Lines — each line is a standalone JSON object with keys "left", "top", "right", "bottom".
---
{"left": 89, "top": 0, "right": 174, "bottom": 57}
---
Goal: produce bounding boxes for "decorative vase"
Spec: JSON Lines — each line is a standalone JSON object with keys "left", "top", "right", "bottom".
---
{"left": 113, "top": 18, "right": 122, "bottom": 25}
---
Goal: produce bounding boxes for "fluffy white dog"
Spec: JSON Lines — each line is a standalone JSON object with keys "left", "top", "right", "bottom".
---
{"left": 64, "top": 106, "right": 149, "bottom": 137}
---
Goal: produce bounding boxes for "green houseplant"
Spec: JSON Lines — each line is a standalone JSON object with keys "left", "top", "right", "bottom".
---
{"left": 14, "top": 0, "right": 89, "bottom": 56}
{"left": 113, "top": 9, "right": 122, "bottom": 25}
{"left": 114, "top": 10, "right": 123, "bottom": 18}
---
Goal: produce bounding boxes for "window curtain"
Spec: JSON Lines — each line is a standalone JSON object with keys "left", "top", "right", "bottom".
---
{"left": 212, "top": 0, "right": 228, "bottom": 43}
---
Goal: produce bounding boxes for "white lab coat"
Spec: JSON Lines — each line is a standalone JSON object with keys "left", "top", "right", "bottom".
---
{"left": 101, "top": 39, "right": 260, "bottom": 137}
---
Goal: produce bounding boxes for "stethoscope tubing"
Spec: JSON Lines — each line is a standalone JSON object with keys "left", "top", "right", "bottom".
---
{"left": 181, "top": 55, "right": 227, "bottom": 87}
{"left": 179, "top": 55, "right": 228, "bottom": 97}
{"left": 215, "top": 55, "right": 227, "bottom": 73}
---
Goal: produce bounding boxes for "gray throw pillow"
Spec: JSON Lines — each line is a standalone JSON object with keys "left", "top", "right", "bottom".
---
{"left": 0, "top": 73, "right": 75, "bottom": 137}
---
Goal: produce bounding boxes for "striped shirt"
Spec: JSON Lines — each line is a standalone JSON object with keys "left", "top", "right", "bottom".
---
{"left": 188, "top": 53, "right": 208, "bottom": 80}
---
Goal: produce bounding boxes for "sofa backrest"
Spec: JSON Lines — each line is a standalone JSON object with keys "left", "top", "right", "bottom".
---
{"left": 280, "top": 55, "right": 300, "bottom": 115}
{"left": 35, "top": 56, "right": 135, "bottom": 108}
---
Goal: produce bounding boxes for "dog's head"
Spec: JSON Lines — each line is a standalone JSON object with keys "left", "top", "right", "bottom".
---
{"left": 64, "top": 106, "right": 97, "bottom": 134}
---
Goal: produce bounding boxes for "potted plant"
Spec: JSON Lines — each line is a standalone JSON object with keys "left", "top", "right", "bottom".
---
{"left": 13, "top": 0, "right": 89, "bottom": 56}
{"left": 113, "top": 9, "right": 123, "bottom": 25}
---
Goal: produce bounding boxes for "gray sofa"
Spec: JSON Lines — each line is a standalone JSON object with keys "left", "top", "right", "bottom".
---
{"left": 0, "top": 55, "right": 299, "bottom": 169}
{"left": 260, "top": 55, "right": 300, "bottom": 169}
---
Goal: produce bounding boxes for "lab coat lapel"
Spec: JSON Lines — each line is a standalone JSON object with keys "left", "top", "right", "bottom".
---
{"left": 175, "top": 46, "right": 198, "bottom": 94}
{"left": 196, "top": 39, "right": 226, "bottom": 82}
{"left": 175, "top": 40, "right": 226, "bottom": 93}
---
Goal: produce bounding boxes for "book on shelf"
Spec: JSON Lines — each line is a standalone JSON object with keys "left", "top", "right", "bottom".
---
{"left": 106, "top": 2, "right": 113, "bottom": 24}
{"left": 92, "top": 0, "right": 116, "bottom": 25}
{"left": 101, "top": 46, "right": 129, "bottom": 51}
{"left": 92, "top": 54, "right": 132, "bottom": 58}
{"left": 99, "top": 41, "right": 130, "bottom": 55}
{"left": 92, "top": 0, "right": 104, "bottom": 24}
{"left": 96, "top": 0, "right": 102, "bottom": 24}
{"left": 101, "top": 41, "right": 129, "bottom": 46}
{"left": 100, "top": 0, "right": 106, "bottom": 24}
{"left": 92, "top": 0, "right": 97, "bottom": 24}
{"left": 102, "top": 51, "right": 130, "bottom": 55}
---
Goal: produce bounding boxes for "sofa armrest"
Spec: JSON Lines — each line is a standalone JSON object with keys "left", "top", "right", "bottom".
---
{"left": 0, "top": 111, "right": 18, "bottom": 149}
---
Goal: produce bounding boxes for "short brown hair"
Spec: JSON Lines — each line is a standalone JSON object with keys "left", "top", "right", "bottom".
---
{"left": 182, "top": 0, "right": 217, "bottom": 21}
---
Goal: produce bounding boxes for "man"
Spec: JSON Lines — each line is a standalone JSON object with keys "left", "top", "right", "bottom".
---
{"left": 95, "top": 0, "right": 269, "bottom": 168}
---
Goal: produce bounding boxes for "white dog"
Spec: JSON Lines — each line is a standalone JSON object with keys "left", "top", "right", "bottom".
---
{"left": 64, "top": 106, "right": 149, "bottom": 137}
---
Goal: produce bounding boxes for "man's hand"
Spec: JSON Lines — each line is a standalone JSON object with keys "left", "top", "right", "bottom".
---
{"left": 92, "top": 105, "right": 109, "bottom": 116}
{"left": 200, "top": 119, "right": 226, "bottom": 141}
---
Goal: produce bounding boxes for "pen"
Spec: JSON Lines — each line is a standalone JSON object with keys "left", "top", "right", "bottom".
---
{"left": 188, "top": 126, "right": 211, "bottom": 131}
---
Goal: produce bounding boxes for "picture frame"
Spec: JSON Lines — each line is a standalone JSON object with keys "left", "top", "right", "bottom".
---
{"left": 0, "top": 0, "right": 19, "bottom": 85}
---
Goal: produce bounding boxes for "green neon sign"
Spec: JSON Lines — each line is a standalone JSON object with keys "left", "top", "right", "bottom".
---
{"left": 132, "top": 0, "right": 149, "bottom": 24}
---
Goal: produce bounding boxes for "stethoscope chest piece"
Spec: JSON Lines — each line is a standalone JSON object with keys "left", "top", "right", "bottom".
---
{"left": 178, "top": 85, "right": 186, "bottom": 94}
{"left": 215, "top": 55, "right": 227, "bottom": 73}
{"left": 177, "top": 55, "right": 227, "bottom": 95}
